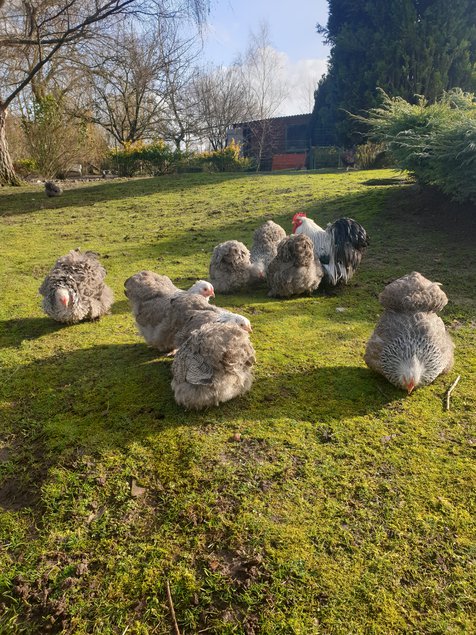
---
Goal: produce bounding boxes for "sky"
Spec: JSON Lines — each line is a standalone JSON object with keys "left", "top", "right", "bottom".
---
{"left": 200, "top": 0, "right": 331, "bottom": 116}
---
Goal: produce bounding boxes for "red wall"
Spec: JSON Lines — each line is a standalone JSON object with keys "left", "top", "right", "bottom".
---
{"left": 271, "top": 153, "right": 307, "bottom": 171}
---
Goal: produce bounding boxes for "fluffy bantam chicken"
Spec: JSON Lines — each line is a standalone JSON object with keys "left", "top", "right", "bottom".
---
{"left": 124, "top": 271, "right": 214, "bottom": 353}
{"left": 378, "top": 271, "right": 448, "bottom": 313}
{"left": 364, "top": 272, "right": 454, "bottom": 393}
{"left": 39, "top": 249, "right": 114, "bottom": 323}
{"left": 45, "top": 181, "right": 63, "bottom": 197}
{"left": 266, "top": 234, "right": 323, "bottom": 298}
{"left": 250, "top": 220, "right": 286, "bottom": 276}
{"left": 171, "top": 321, "right": 255, "bottom": 410}
{"left": 124, "top": 271, "right": 214, "bottom": 302}
{"left": 292, "top": 212, "right": 369, "bottom": 286}
{"left": 209, "top": 240, "right": 263, "bottom": 294}
{"left": 173, "top": 295, "right": 252, "bottom": 349}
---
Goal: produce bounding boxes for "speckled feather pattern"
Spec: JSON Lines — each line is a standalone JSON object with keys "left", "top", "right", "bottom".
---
{"left": 365, "top": 273, "right": 454, "bottom": 390}
{"left": 124, "top": 271, "right": 179, "bottom": 302}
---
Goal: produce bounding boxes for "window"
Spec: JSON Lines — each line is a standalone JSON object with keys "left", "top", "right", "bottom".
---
{"left": 285, "top": 124, "right": 308, "bottom": 152}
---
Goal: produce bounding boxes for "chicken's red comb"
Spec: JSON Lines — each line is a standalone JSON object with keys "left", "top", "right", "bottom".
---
{"left": 292, "top": 212, "right": 307, "bottom": 222}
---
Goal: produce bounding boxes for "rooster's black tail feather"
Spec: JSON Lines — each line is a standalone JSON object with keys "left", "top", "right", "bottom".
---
{"left": 329, "top": 217, "right": 369, "bottom": 283}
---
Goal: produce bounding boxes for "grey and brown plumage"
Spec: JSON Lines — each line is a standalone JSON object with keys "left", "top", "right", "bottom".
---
{"left": 266, "top": 234, "right": 324, "bottom": 298}
{"left": 250, "top": 220, "right": 286, "bottom": 276}
{"left": 378, "top": 271, "right": 448, "bottom": 313}
{"left": 364, "top": 273, "right": 454, "bottom": 393}
{"left": 292, "top": 213, "right": 369, "bottom": 286}
{"left": 209, "top": 240, "right": 264, "bottom": 294}
{"left": 340, "top": 149, "right": 356, "bottom": 171}
{"left": 124, "top": 271, "right": 213, "bottom": 303}
{"left": 173, "top": 295, "right": 252, "bottom": 349}
{"left": 171, "top": 322, "right": 255, "bottom": 410}
{"left": 39, "top": 249, "right": 114, "bottom": 323}
{"left": 45, "top": 181, "right": 63, "bottom": 197}
{"left": 124, "top": 271, "right": 214, "bottom": 353}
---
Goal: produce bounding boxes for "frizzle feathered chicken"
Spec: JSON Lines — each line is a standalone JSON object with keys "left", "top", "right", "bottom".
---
{"left": 292, "top": 212, "right": 369, "bottom": 286}
{"left": 39, "top": 249, "right": 114, "bottom": 323}
{"left": 45, "top": 181, "right": 63, "bottom": 197}
{"left": 378, "top": 271, "right": 448, "bottom": 313}
{"left": 209, "top": 240, "right": 263, "bottom": 294}
{"left": 266, "top": 234, "right": 323, "bottom": 298}
{"left": 171, "top": 322, "right": 255, "bottom": 410}
{"left": 249, "top": 220, "right": 286, "bottom": 276}
{"left": 124, "top": 271, "right": 214, "bottom": 353}
{"left": 173, "top": 295, "right": 252, "bottom": 349}
{"left": 364, "top": 272, "right": 454, "bottom": 393}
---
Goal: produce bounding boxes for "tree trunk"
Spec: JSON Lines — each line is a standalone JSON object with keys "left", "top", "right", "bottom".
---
{"left": 0, "top": 106, "right": 22, "bottom": 186}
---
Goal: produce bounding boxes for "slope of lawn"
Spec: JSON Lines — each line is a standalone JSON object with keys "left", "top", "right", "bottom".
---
{"left": 0, "top": 169, "right": 475, "bottom": 634}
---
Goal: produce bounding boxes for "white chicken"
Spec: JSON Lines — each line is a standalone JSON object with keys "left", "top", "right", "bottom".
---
{"left": 292, "top": 212, "right": 369, "bottom": 286}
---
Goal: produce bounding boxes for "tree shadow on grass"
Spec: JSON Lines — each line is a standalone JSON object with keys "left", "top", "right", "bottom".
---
{"left": 0, "top": 172, "right": 249, "bottom": 217}
{"left": 110, "top": 183, "right": 402, "bottom": 268}
{"left": 0, "top": 343, "right": 173, "bottom": 511}
{"left": 361, "top": 177, "right": 410, "bottom": 187}
{"left": 0, "top": 341, "right": 401, "bottom": 512}
{"left": 249, "top": 365, "right": 402, "bottom": 422}
{"left": 0, "top": 341, "right": 266, "bottom": 510}
{"left": 0, "top": 316, "right": 68, "bottom": 348}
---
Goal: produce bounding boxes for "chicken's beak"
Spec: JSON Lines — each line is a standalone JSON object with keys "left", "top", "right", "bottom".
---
{"left": 407, "top": 380, "right": 415, "bottom": 394}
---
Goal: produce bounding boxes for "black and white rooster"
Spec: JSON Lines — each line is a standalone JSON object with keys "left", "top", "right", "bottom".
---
{"left": 292, "top": 212, "right": 369, "bottom": 286}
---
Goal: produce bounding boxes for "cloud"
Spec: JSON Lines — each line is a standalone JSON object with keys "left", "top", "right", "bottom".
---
{"left": 275, "top": 53, "right": 328, "bottom": 116}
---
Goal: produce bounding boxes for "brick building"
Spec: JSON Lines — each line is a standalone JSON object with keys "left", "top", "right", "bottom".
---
{"left": 226, "top": 113, "right": 312, "bottom": 171}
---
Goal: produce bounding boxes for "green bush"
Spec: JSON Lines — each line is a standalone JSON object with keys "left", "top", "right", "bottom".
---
{"left": 107, "top": 141, "right": 252, "bottom": 176}
{"left": 21, "top": 94, "right": 94, "bottom": 178}
{"left": 107, "top": 141, "right": 185, "bottom": 177}
{"left": 196, "top": 142, "right": 253, "bottom": 172}
{"left": 309, "top": 146, "right": 340, "bottom": 168}
{"left": 13, "top": 158, "right": 39, "bottom": 177}
{"left": 355, "top": 142, "right": 394, "bottom": 169}
{"left": 360, "top": 88, "right": 476, "bottom": 203}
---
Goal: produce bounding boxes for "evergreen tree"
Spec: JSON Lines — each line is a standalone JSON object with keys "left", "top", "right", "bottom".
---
{"left": 311, "top": 0, "right": 476, "bottom": 146}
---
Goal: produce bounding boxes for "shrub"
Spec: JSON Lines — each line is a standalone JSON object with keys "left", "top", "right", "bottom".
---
{"left": 359, "top": 88, "right": 476, "bottom": 203}
{"left": 13, "top": 158, "right": 39, "bottom": 178}
{"left": 21, "top": 94, "right": 105, "bottom": 178}
{"left": 309, "top": 146, "right": 340, "bottom": 168}
{"left": 107, "top": 141, "right": 252, "bottom": 176}
{"left": 196, "top": 142, "right": 253, "bottom": 172}
{"left": 107, "top": 141, "right": 185, "bottom": 177}
{"left": 355, "top": 142, "right": 394, "bottom": 169}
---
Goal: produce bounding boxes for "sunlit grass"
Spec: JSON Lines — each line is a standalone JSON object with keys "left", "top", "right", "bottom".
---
{"left": 1, "top": 170, "right": 475, "bottom": 634}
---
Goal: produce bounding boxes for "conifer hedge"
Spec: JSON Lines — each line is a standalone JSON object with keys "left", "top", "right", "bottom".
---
{"left": 361, "top": 89, "right": 476, "bottom": 203}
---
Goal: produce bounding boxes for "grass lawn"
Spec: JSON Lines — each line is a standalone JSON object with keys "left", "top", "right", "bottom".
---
{"left": 0, "top": 169, "right": 475, "bottom": 634}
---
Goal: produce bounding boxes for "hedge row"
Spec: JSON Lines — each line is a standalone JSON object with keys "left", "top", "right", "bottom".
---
{"left": 106, "top": 141, "right": 253, "bottom": 177}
